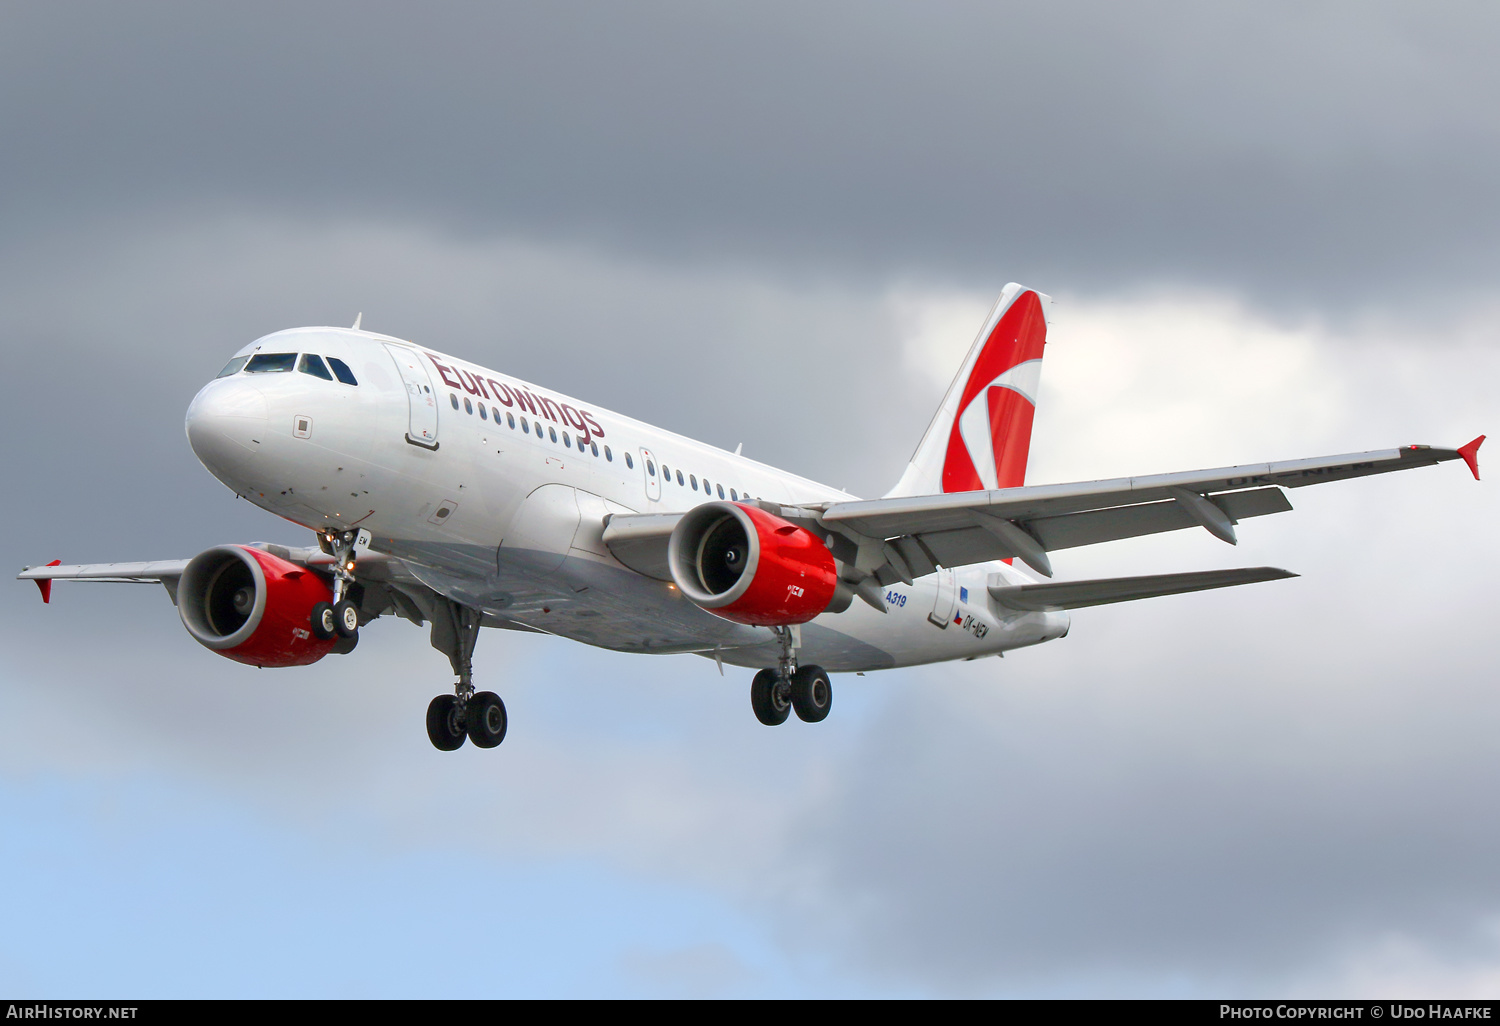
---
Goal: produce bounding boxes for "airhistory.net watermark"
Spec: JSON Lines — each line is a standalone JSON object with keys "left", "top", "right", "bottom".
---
{"left": 5, "top": 1007, "right": 138, "bottom": 1020}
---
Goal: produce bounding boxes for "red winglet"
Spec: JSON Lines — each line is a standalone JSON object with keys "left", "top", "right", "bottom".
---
{"left": 1458, "top": 435, "right": 1485, "bottom": 481}
{"left": 34, "top": 559, "right": 61, "bottom": 604}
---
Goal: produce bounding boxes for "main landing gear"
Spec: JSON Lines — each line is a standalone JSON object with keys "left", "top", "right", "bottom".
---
{"left": 750, "top": 626, "right": 832, "bottom": 726}
{"left": 424, "top": 598, "right": 508, "bottom": 751}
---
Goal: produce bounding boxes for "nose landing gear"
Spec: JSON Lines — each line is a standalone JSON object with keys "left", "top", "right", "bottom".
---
{"left": 310, "top": 530, "right": 365, "bottom": 644}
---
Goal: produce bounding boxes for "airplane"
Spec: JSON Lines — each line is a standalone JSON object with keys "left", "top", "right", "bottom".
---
{"left": 18, "top": 284, "right": 1484, "bottom": 751}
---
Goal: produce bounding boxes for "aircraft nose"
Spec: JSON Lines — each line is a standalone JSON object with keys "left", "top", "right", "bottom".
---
{"left": 185, "top": 378, "right": 268, "bottom": 481}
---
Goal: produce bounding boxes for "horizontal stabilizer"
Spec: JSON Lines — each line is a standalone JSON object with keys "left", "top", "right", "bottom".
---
{"left": 987, "top": 566, "right": 1297, "bottom": 611}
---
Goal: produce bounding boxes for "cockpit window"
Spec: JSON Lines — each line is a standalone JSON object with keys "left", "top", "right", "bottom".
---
{"left": 326, "top": 357, "right": 358, "bottom": 385}
{"left": 216, "top": 356, "right": 249, "bottom": 378}
{"left": 245, "top": 353, "right": 297, "bottom": 373}
{"left": 299, "top": 354, "right": 334, "bottom": 380}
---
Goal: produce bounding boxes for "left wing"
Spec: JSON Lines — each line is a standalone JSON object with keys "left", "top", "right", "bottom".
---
{"left": 602, "top": 439, "right": 1481, "bottom": 589}
{"left": 811, "top": 439, "right": 1483, "bottom": 583}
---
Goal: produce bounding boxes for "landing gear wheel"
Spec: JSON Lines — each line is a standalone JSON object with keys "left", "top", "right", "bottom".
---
{"left": 334, "top": 599, "right": 360, "bottom": 638}
{"left": 425, "top": 695, "right": 467, "bottom": 751}
{"left": 790, "top": 664, "right": 832, "bottom": 723}
{"left": 309, "top": 602, "right": 337, "bottom": 640}
{"left": 466, "top": 691, "right": 508, "bottom": 748}
{"left": 750, "top": 668, "right": 791, "bottom": 726}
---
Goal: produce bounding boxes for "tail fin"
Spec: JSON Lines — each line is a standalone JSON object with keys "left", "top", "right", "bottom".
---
{"left": 886, "top": 283, "right": 1052, "bottom": 497}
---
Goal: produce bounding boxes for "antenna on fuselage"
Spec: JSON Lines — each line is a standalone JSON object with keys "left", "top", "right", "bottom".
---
{"left": 351, "top": 312, "right": 363, "bottom": 330}
{"left": 734, "top": 442, "right": 743, "bottom": 456}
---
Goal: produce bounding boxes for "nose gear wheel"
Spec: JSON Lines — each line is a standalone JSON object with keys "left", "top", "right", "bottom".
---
{"left": 309, "top": 601, "right": 336, "bottom": 640}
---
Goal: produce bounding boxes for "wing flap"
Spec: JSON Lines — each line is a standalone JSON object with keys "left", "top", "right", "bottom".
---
{"left": 1030, "top": 487, "right": 1292, "bottom": 551}
{"left": 843, "top": 487, "right": 1295, "bottom": 578}
{"left": 988, "top": 566, "right": 1297, "bottom": 611}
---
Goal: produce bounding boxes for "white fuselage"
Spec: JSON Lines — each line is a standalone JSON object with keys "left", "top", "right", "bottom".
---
{"left": 184, "top": 326, "right": 1068, "bottom": 672}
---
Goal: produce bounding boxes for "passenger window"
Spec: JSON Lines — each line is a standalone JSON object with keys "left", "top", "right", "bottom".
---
{"left": 245, "top": 353, "right": 297, "bottom": 373}
{"left": 216, "top": 356, "right": 249, "bottom": 378}
{"left": 491, "top": 407, "right": 500, "bottom": 421}
{"left": 591, "top": 442, "right": 599, "bottom": 457}
{"left": 549, "top": 427, "right": 557, "bottom": 443}
{"left": 507, "top": 413, "right": 515, "bottom": 429}
{"left": 690, "top": 475, "right": 698, "bottom": 491}
{"left": 479, "top": 405, "right": 488, "bottom": 421}
{"left": 563, "top": 432, "right": 572, "bottom": 448}
{"left": 625, "top": 452, "right": 633, "bottom": 469}
{"left": 464, "top": 398, "right": 473, "bottom": 414}
{"left": 646, "top": 460, "right": 655, "bottom": 476}
{"left": 450, "top": 394, "right": 460, "bottom": 410}
{"left": 717, "top": 485, "right": 725, "bottom": 499}
{"left": 327, "top": 357, "right": 359, "bottom": 385}
{"left": 730, "top": 489, "right": 737, "bottom": 500}
{"left": 605, "top": 446, "right": 613, "bottom": 462}
{"left": 522, "top": 418, "right": 530, "bottom": 434}
{"left": 702, "top": 478, "right": 710, "bottom": 493}
{"left": 676, "top": 470, "right": 685, "bottom": 486}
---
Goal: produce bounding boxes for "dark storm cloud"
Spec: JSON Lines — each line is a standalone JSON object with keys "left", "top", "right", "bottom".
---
{"left": 5, "top": 2, "right": 1500, "bottom": 309}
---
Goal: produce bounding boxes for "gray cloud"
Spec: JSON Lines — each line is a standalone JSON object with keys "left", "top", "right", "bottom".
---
{"left": 5, "top": 3, "right": 1500, "bottom": 311}
{"left": 767, "top": 475, "right": 1500, "bottom": 994}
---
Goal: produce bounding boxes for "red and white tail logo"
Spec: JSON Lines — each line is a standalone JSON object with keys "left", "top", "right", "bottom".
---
{"left": 886, "top": 284, "right": 1051, "bottom": 498}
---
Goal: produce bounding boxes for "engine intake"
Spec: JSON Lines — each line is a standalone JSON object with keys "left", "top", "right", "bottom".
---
{"left": 178, "top": 545, "right": 336, "bottom": 667}
{"left": 668, "top": 502, "right": 838, "bottom": 626}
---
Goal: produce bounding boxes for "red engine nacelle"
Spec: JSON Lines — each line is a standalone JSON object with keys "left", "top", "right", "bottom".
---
{"left": 177, "top": 545, "right": 336, "bottom": 667}
{"left": 668, "top": 502, "right": 839, "bottom": 626}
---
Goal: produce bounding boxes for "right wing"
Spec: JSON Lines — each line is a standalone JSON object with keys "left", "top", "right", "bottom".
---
{"left": 17, "top": 560, "right": 191, "bottom": 584}
{"left": 18, "top": 560, "right": 190, "bottom": 604}
{"left": 18, "top": 545, "right": 437, "bottom": 621}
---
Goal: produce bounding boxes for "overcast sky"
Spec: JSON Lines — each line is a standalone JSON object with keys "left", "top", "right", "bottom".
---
{"left": 2, "top": 2, "right": 1498, "bottom": 998}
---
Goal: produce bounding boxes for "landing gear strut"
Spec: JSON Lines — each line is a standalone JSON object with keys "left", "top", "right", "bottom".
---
{"left": 424, "top": 598, "right": 508, "bottom": 751}
{"left": 750, "top": 626, "right": 832, "bottom": 726}
{"left": 310, "top": 530, "right": 363, "bottom": 643}
{"left": 324, "top": 530, "right": 362, "bottom": 641}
